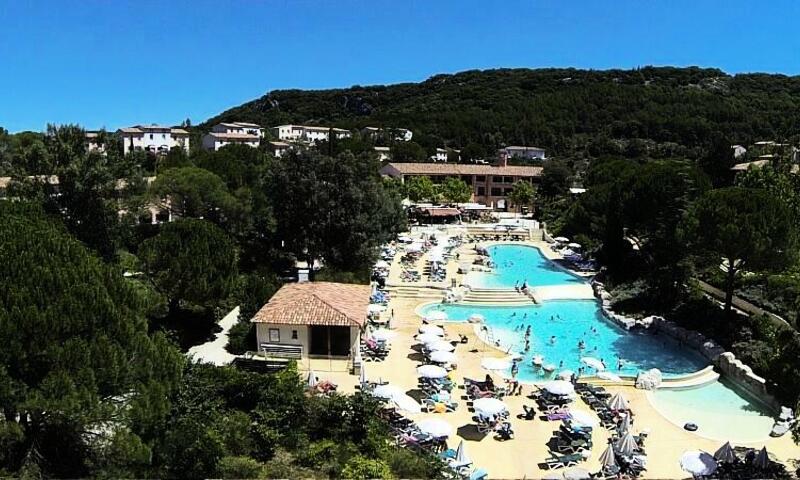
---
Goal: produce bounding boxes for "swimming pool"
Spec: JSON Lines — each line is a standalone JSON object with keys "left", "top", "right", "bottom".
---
{"left": 464, "top": 244, "right": 584, "bottom": 289}
{"left": 419, "top": 300, "right": 708, "bottom": 381}
{"left": 648, "top": 379, "right": 775, "bottom": 442}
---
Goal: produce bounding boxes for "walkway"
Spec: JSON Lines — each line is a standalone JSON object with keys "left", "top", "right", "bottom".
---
{"left": 188, "top": 306, "right": 240, "bottom": 366}
{"left": 696, "top": 280, "right": 793, "bottom": 329}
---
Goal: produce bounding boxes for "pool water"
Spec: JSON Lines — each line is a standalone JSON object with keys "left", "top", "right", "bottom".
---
{"left": 649, "top": 379, "right": 775, "bottom": 442}
{"left": 465, "top": 244, "right": 584, "bottom": 289}
{"left": 419, "top": 301, "right": 708, "bottom": 381}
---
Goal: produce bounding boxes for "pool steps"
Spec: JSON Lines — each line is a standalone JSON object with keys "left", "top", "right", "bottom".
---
{"left": 580, "top": 366, "right": 720, "bottom": 390}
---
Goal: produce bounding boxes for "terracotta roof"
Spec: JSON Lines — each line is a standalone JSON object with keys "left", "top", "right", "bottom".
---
{"left": 419, "top": 207, "right": 461, "bottom": 217}
{"left": 233, "top": 122, "right": 261, "bottom": 128}
{"left": 207, "top": 132, "right": 260, "bottom": 140}
{"left": 381, "top": 162, "right": 543, "bottom": 177}
{"left": 251, "top": 282, "right": 370, "bottom": 327}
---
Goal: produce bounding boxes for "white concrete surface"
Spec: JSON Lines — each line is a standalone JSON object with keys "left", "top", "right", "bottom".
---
{"left": 188, "top": 306, "right": 240, "bottom": 366}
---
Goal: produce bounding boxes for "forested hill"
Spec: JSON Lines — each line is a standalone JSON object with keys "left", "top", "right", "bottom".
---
{"left": 203, "top": 67, "right": 800, "bottom": 156}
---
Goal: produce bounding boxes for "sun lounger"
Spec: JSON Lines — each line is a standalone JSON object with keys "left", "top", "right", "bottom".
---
{"left": 546, "top": 412, "right": 571, "bottom": 421}
{"left": 466, "top": 467, "right": 488, "bottom": 480}
{"left": 555, "top": 439, "right": 592, "bottom": 454}
{"left": 544, "top": 453, "right": 583, "bottom": 469}
{"left": 422, "top": 398, "right": 459, "bottom": 413}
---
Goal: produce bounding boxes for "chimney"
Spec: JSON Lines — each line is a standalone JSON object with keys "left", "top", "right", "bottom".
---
{"left": 498, "top": 150, "right": 509, "bottom": 167}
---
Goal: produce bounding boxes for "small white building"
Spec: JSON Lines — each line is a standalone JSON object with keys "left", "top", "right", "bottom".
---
{"left": 731, "top": 145, "right": 747, "bottom": 159}
{"left": 202, "top": 122, "right": 264, "bottom": 151}
{"left": 362, "top": 126, "right": 413, "bottom": 142}
{"left": 499, "top": 146, "right": 546, "bottom": 161}
{"left": 374, "top": 146, "right": 391, "bottom": 161}
{"left": 271, "top": 124, "right": 352, "bottom": 144}
{"left": 269, "top": 141, "right": 292, "bottom": 158}
{"left": 118, "top": 125, "right": 190, "bottom": 155}
{"left": 85, "top": 131, "right": 105, "bottom": 154}
{"left": 251, "top": 282, "right": 370, "bottom": 361}
{"left": 431, "top": 147, "right": 460, "bottom": 162}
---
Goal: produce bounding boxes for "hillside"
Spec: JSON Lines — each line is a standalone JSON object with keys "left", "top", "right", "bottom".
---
{"left": 203, "top": 67, "right": 800, "bottom": 157}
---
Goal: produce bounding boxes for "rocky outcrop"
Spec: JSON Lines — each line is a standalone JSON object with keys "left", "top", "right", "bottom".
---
{"left": 635, "top": 368, "right": 663, "bottom": 390}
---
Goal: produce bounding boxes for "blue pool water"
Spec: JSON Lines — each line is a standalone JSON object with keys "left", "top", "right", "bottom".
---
{"left": 419, "top": 301, "right": 708, "bottom": 381}
{"left": 465, "top": 244, "right": 584, "bottom": 289}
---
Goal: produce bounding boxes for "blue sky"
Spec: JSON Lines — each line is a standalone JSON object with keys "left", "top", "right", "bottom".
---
{"left": 1, "top": 0, "right": 799, "bottom": 132}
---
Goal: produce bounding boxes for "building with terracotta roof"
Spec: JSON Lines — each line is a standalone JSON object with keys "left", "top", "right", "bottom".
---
{"left": 202, "top": 123, "right": 264, "bottom": 151}
{"left": 117, "top": 124, "right": 190, "bottom": 155}
{"left": 271, "top": 124, "right": 352, "bottom": 144}
{"left": 251, "top": 282, "right": 370, "bottom": 359}
{"left": 499, "top": 145, "right": 546, "bottom": 161}
{"left": 379, "top": 158, "right": 543, "bottom": 210}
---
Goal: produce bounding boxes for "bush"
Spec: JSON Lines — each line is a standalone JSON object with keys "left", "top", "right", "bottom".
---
{"left": 383, "top": 448, "right": 446, "bottom": 479}
{"left": 226, "top": 321, "right": 255, "bottom": 355}
{"left": 340, "top": 455, "right": 393, "bottom": 480}
{"left": 216, "top": 456, "right": 265, "bottom": 479}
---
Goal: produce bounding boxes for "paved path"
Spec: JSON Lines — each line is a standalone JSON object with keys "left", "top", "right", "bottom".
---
{"left": 188, "top": 306, "right": 240, "bottom": 366}
{"left": 695, "top": 280, "right": 792, "bottom": 329}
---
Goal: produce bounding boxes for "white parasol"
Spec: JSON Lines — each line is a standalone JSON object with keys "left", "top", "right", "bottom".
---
{"left": 392, "top": 393, "right": 422, "bottom": 414}
{"left": 417, "top": 418, "right": 453, "bottom": 438}
{"left": 371, "top": 329, "right": 395, "bottom": 342}
{"left": 428, "top": 340, "right": 456, "bottom": 352}
{"left": 372, "top": 384, "right": 403, "bottom": 399}
{"left": 568, "top": 242, "right": 582, "bottom": 250}
{"left": 306, "top": 370, "right": 318, "bottom": 389}
{"left": 543, "top": 380, "right": 575, "bottom": 396}
{"left": 374, "top": 260, "right": 390, "bottom": 269}
{"left": 473, "top": 397, "right": 508, "bottom": 416}
{"left": 554, "top": 236, "right": 569, "bottom": 243}
{"left": 429, "top": 350, "right": 457, "bottom": 364}
{"left": 679, "top": 451, "right": 717, "bottom": 477}
{"left": 417, "top": 364, "right": 448, "bottom": 379}
{"left": 426, "top": 311, "right": 448, "bottom": 322}
{"left": 581, "top": 357, "right": 605, "bottom": 371}
{"left": 568, "top": 410, "right": 597, "bottom": 428}
{"left": 419, "top": 324, "right": 445, "bottom": 336}
{"left": 417, "top": 333, "right": 442, "bottom": 345}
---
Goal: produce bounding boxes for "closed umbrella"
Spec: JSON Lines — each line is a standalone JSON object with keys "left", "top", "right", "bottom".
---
{"left": 581, "top": 357, "right": 605, "bottom": 371}
{"left": 618, "top": 413, "right": 631, "bottom": 434}
{"left": 473, "top": 398, "right": 508, "bottom": 416}
{"left": 714, "top": 442, "right": 737, "bottom": 464}
{"left": 543, "top": 380, "right": 575, "bottom": 396}
{"left": 371, "top": 329, "right": 395, "bottom": 342}
{"left": 568, "top": 410, "right": 597, "bottom": 428}
{"left": 419, "top": 324, "right": 445, "bottom": 336}
{"left": 453, "top": 440, "right": 471, "bottom": 468}
{"left": 598, "top": 444, "right": 618, "bottom": 470}
{"left": 481, "top": 357, "right": 511, "bottom": 371}
{"left": 615, "top": 432, "right": 639, "bottom": 457}
{"left": 306, "top": 370, "right": 318, "bottom": 389}
{"left": 597, "top": 371, "right": 623, "bottom": 382}
{"left": 753, "top": 447, "right": 770, "bottom": 469}
{"left": 417, "top": 333, "right": 442, "bottom": 345}
{"left": 607, "top": 393, "right": 630, "bottom": 411}
{"left": 430, "top": 350, "right": 457, "bottom": 364}
{"left": 426, "top": 311, "right": 448, "bottom": 322}
{"left": 680, "top": 451, "right": 717, "bottom": 477}
{"left": 417, "top": 364, "right": 448, "bottom": 379}
{"left": 428, "top": 340, "right": 456, "bottom": 352}
{"left": 418, "top": 418, "right": 452, "bottom": 438}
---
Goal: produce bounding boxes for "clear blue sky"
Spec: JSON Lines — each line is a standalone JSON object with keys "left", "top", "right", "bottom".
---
{"left": 2, "top": 0, "right": 799, "bottom": 132}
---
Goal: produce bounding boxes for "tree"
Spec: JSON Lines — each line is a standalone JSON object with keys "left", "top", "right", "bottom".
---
{"left": 149, "top": 167, "right": 250, "bottom": 234}
{"left": 0, "top": 202, "right": 183, "bottom": 477}
{"left": 438, "top": 177, "right": 471, "bottom": 203}
{"left": 539, "top": 160, "right": 572, "bottom": 197}
{"left": 340, "top": 456, "right": 393, "bottom": 480}
{"left": 267, "top": 150, "right": 405, "bottom": 271}
{"left": 509, "top": 180, "right": 535, "bottom": 212}
{"left": 685, "top": 187, "right": 797, "bottom": 316}
{"left": 404, "top": 175, "right": 436, "bottom": 202}
{"left": 390, "top": 141, "right": 426, "bottom": 162}
{"left": 140, "top": 219, "right": 238, "bottom": 312}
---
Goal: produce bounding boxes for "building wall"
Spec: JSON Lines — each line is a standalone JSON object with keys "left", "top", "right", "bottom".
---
{"left": 255, "top": 324, "right": 360, "bottom": 359}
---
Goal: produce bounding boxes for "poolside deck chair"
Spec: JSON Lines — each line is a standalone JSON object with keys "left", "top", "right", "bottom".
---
{"left": 422, "top": 398, "right": 459, "bottom": 413}
{"left": 465, "top": 467, "right": 488, "bottom": 480}
{"left": 544, "top": 453, "right": 583, "bottom": 470}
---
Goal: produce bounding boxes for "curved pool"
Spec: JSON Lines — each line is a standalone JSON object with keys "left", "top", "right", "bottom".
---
{"left": 419, "top": 301, "right": 708, "bottom": 381}
{"left": 464, "top": 244, "right": 584, "bottom": 289}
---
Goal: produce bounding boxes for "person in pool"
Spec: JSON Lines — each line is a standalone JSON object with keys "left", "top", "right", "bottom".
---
{"left": 617, "top": 358, "right": 624, "bottom": 370}
{"left": 549, "top": 335, "right": 556, "bottom": 344}
{"left": 578, "top": 340, "right": 585, "bottom": 350}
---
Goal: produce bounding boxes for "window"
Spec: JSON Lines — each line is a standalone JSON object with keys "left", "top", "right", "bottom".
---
{"left": 291, "top": 330, "right": 298, "bottom": 340}
{"left": 477, "top": 186, "right": 485, "bottom": 196}
{"left": 268, "top": 328, "right": 280, "bottom": 342}
{"left": 504, "top": 176, "right": 514, "bottom": 184}
{"left": 149, "top": 134, "right": 153, "bottom": 140}
{"left": 476, "top": 175, "right": 486, "bottom": 182}
{"left": 491, "top": 187, "right": 502, "bottom": 196}
{"left": 504, "top": 188, "right": 513, "bottom": 195}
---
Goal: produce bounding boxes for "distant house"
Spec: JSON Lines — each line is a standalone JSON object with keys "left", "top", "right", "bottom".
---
{"left": 250, "top": 282, "right": 370, "bottom": 360}
{"left": 269, "top": 141, "right": 292, "bottom": 158}
{"left": 361, "top": 126, "right": 413, "bottom": 142}
{"left": 431, "top": 147, "right": 460, "bottom": 162}
{"left": 374, "top": 146, "right": 391, "bottom": 161}
{"left": 498, "top": 146, "right": 546, "bottom": 161}
{"left": 380, "top": 157, "right": 542, "bottom": 210}
{"left": 271, "top": 125, "right": 351, "bottom": 144}
{"left": 85, "top": 131, "right": 106, "bottom": 154}
{"left": 202, "top": 122, "right": 264, "bottom": 151}
{"left": 117, "top": 124, "right": 190, "bottom": 155}
{"left": 731, "top": 145, "right": 747, "bottom": 159}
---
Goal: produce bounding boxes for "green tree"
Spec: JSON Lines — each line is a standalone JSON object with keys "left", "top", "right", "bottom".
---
{"left": 390, "top": 141, "right": 427, "bottom": 162}
{"left": 340, "top": 455, "right": 393, "bottom": 480}
{"left": 404, "top": 176, "right": 436, "bottom": 202}
{"left": 539, "top": 160, "right": 572, "bottom": 197}
{"left": 140, "top": 219, "right": 238, "bottom": 313}
{"left": 438, "top": 177, "right": 471, "bottom": 203}
{"left": 509, "top": 180, "right": 535, "bottom": 212}
{"left": 267, "top": 150, "right": 405, "bottom": 270}
{"left": 0, "top": 202, "right": 183, "bottom": 477}
{"left": 686, "top": 187, "right": 797, "bottom": 316}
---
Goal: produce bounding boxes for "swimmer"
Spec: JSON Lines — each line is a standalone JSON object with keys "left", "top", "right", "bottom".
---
{"left": 600, "top": 359, "right": 607, "bottom": 369}
{"left": 549, "top": 336, "right": 556, "bottom": 344}
{"left": 617, "top": 358, "right": 624, "bottom": 370}
{"left": 559, "top": 360, "right": 564, "bottom": 368}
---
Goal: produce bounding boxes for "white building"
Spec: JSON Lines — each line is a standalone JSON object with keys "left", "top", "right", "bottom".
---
{"left": 431, "top": 147, "right": 460, "bottom": 162}
{"left": 269, "top": 141, "right": 292, "bottom": 158}
{"left": 362, "top": 126, "right": 413, "bottom": 142}
{"left": 271, "top": 125, "right": 352, "bottom": 144}
{"left": 118, "top": 125, "right": 190, "bottom": 155}
{"left": 202, "top": 122, "right": 264, "bottom": 151}
{"left": 731, "top": 145, "right": 747, "bottom": 159}
{"left": 374, "top": 146, "right": 391, "bottom": 162}
{"left": 85, "top": 131, "right": 105, "bottom": 154}
{"left": 499, "top": 146, "right": 546, "bottom": 161}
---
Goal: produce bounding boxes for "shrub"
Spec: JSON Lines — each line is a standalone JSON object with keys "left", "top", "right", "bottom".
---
{"left": 340, "top": 455, "right": 393, "bottom": 480}
{"left": 216, "top": 456, "right": 265, "bottom": 479}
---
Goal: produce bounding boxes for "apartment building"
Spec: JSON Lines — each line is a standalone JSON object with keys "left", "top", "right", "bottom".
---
{"left": 202, "top": 122, "right": 263, "bottom": 151}
{"left": 271, "top": 125, "right": 351, "bottom": 144}
{"left": 118, "top": 124, "right": 190, "bottom": 155}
